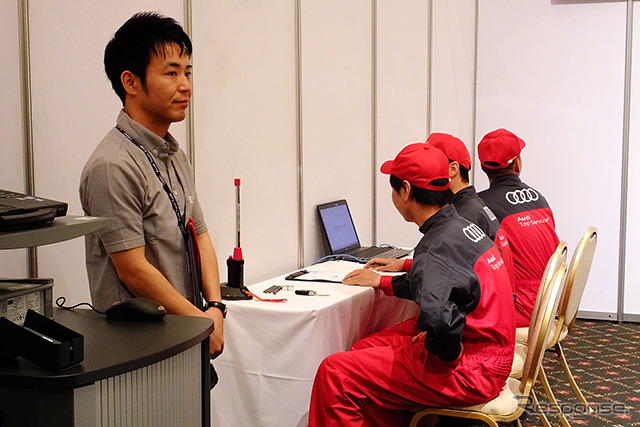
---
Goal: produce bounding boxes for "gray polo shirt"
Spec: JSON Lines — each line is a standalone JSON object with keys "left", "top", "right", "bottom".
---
{"left": 79, "top": 110, "right": 207, "bottom": 311}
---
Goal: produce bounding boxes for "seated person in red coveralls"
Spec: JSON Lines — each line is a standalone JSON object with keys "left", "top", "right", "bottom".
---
{"left": 366, "top": 133, "right": 516, "bottom": 294}
{"left": 476, "top": 129, "right": 559, "bottom": 328}
{"left": 308, "top": 143, "right": 516, "bottom": 427}
{"left": 428, "top": 133, "right": 516, "bottom": 292}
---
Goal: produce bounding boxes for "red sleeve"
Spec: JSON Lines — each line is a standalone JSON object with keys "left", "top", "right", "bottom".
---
{"left": 403, "top": 258, "right": 413, "bottom": 272}
{"left": 378, "top": 275, "right": 395, "bottom": 296}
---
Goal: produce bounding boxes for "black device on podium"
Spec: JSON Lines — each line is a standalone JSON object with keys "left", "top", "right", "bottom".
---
{"left": 0, "top": 203, "right": 111, "bottom": 373}
{"left": 0, "top": 189, "right": 68, "bottom": 231}
{"left": 0, "top": 309, "right": 83, "bottom": 371}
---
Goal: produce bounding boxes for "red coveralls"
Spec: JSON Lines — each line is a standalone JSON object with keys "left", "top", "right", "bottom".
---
{"left": 478, "top": 175, "right": 559, "bottom": 327}
{"left": 309, "top": 205, "right": 516, "bottom": 427}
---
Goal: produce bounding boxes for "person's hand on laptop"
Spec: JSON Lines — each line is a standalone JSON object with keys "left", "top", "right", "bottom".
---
{"left": 364, "top": 258, "right": 404, "bottom": 272}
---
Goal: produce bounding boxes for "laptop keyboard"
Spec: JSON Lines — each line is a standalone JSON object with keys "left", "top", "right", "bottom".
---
{"left": 350, "top": 246, "right": 392, "bottom": 259}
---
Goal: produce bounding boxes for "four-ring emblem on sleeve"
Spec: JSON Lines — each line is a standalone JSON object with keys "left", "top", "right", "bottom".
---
{"left": 505, "top": 188, "right": 539, "bottom": 205}
{"left": 463, "top": 223, "right": 485, "bottom": 243}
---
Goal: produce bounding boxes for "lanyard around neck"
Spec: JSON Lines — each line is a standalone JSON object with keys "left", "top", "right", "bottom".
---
{"left": 116, "top": 125, "right": 188, "bottom": 238}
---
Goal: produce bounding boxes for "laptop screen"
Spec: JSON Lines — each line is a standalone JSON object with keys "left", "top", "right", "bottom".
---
{"left": 317, "top": 200, "right": 360, "bottom": 253}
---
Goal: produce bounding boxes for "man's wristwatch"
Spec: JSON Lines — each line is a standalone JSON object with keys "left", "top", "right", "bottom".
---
{"left": 206, "top": 301, "right": 227, "bottom": 318}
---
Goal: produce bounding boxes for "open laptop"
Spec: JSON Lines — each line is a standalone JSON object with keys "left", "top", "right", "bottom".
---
{"left": 316, "top": 199, "right": 411, "bottom": 262}
{"left": 0, "top": 189, "right": 68, "bottom": 231}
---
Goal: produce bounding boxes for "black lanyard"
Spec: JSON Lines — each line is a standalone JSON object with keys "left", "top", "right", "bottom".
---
{"left": 116, "top": 126, "right": 188, "bottom": 239}
{"left": 116, "top": 125, "right": 204, "bottom": 309}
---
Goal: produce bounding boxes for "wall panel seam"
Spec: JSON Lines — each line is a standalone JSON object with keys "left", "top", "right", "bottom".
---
{"left": 371, "top": 0, "right": 377, "bottom": 243}
{"left": 426, "top": 0, "right": 433, "bottom": 135}
{"left": 183, "top": 0, "right": 196, "bottom": 169}
{"left": 618, "top": 0, "right": 633, "bottom": 321}
{"left": 296, "top": 0, "right": 304, "bottom": 268}
{"left": 18, "top": 0, "right": 38, "bottom": 278}
{"left": 470, "top": 0, "right": 479, "bottom": 186}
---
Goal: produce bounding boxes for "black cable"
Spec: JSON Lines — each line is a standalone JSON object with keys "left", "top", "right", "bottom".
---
{"left": 311, "top": 244, "right": 402, "bottom": 265}
{"left": 311, "top": 254, "right": 366, "bottom": 265}
{"left": 378, "top": 243, "right": 399, "bottom": 249}
{"left": 56, "top": 296, "right": 105, "bottom": 315}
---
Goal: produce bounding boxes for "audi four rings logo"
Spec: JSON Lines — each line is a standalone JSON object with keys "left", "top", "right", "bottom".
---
{"left": 505, "top": 188, "right": 539, "bottom": 205}
{"left": 463, "top": 223, "right": 485, "bottom": 243}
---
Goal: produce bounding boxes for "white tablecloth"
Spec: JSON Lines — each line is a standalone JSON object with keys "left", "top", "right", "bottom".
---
{"left": 210, "top": 260, "right": 418, "bottom": 427}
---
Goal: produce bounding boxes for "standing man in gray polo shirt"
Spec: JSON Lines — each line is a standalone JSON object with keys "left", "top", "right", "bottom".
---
{"left": 79, "top": 12, "right": 224, "bottom": 359}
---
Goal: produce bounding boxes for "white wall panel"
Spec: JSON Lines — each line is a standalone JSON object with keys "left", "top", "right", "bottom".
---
{"left": 431, "top": 0, "right": 476, "bottom": 153}
{"left": 624, "top": 2, "right": 640, "bottom": 317}
{"left": 374, "top": 0, "right": 429, "bottom": 249}
{"left": 476, "top": 0, "right": 626, "bottom": 316}
{"left": 191, "top": 0, "right": 299, "bottom": 285}
{"left": 0, "top": 0, "right": 24, "bottom": 191}
{"left": 300, "top": 0, "right": 373, "bottom": 264}
{"left": 28, "top": 0, "right": 185, "bottom": 304}
{"left": 0, "top": 0, "right": 27, "bottom": 276}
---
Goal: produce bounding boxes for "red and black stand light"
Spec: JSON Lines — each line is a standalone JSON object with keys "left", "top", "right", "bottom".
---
{"left": 226, "top": 178, "right": 244, "bottom": 288}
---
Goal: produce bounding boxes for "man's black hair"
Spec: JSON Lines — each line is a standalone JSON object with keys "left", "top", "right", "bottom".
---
{"left": 481, "top": 162, "right": 516, "bottom": 181}
{"left": 104, "top": 11, "right": 192, "bottom": 105}
{"left": 390, "top": 175, "right": 453, "bottom": 207}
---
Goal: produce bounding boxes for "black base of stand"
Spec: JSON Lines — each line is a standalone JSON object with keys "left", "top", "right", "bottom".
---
{"left": 226, "top": 258, "right": 244, "bottom": 288}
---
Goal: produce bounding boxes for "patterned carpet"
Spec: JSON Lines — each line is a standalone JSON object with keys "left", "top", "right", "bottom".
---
{"left": 435, "top": 319, "right": 640, "bottom": 426}
{"left": 519, "top": 319, "right": 640, "bottom": 427}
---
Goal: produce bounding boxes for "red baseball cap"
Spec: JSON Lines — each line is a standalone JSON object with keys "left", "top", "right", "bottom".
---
{"left": 380, "top": 143, "right": 451, "bottom": 191}
{"left": 477, "top": 128, "right": 526, "bottom": 169}
{"left": 426, "top": 132, "right": 471, "bottom": 170}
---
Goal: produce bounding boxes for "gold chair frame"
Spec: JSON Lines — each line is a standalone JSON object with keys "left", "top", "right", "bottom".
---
{"left": 545, "top": 227, "right": 598, "bottom": 412}
{"left": 512, "top": 228, "right": 598, "bottom": 426}
{"left": 515, "top": 240, "right": 568, "bottom": 345}
{"left": 511, "top": 241, "right": 569, "bottom": 426}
